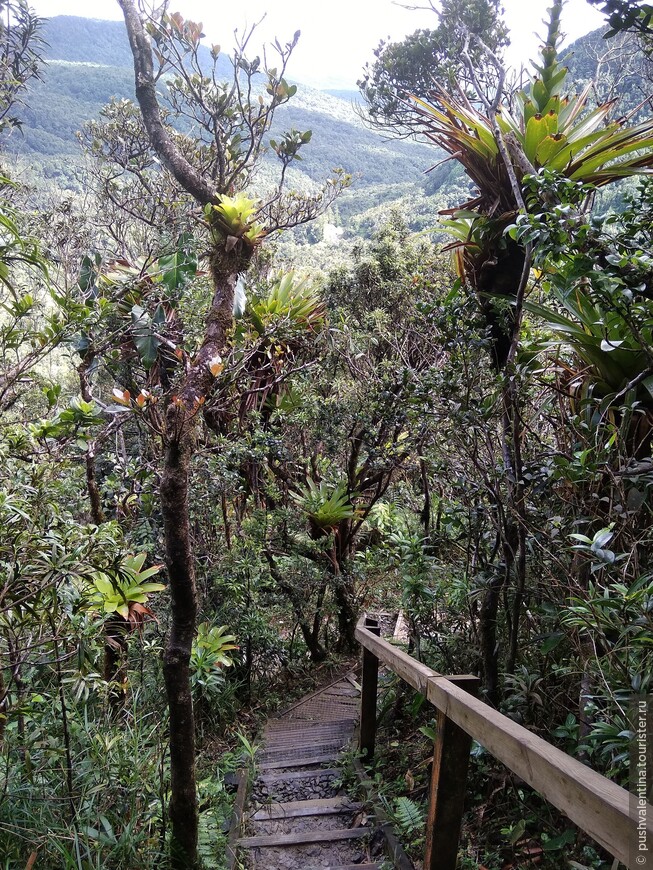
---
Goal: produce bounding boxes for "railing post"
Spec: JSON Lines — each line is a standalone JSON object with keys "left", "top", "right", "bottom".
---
{"left": 359, "top": 616, "right": 380, "bottom": 763}
{"left": 424, "top": 674, "right": 481, "bottom": 870}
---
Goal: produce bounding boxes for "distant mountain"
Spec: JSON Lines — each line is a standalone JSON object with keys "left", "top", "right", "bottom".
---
{"left": 41, "top": 16, "right": 138, "bottom": 68}
{"left": 564, "top": 26, "right": 650, "bottom": 113}
{"left": 324, "top": 90, "right": 361, "bottom": 103}
{"left": 5, "top": 14, "right": 439, "bottom": 234}
{"left": 6, "top": 17, "right": 644, "bottom": 239}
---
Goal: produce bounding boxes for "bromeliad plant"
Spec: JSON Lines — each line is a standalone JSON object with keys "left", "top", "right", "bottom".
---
{"left": 247, "top": 272, "right": 326, "bottom": 339}
{"left": 88, "top": 552, "right": 165, "bottom": 625}
{"left": 291, "top": 479, "right": 356, "bottom": 539}
{"left": 86, "top": 552, "right": 165, "bottom": 711}
{"left": 406, "top": 0, "right": 653, "bottom": 367}
{"left": 228, "top": 271, "right": 327, "bottom": 426}
{"left": 190, "top": 623, "right": 238, "bottom": 720}
{"left": 205, "top": 193, "right": 266, "bottom": 250}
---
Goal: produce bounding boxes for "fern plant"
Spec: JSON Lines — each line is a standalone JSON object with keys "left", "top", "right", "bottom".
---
{"left": 381, "top": 795, "right": 426, "bottom": 838}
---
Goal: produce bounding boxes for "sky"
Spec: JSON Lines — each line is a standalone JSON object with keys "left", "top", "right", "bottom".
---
{"left": 32, "top": 0, "right": 606, "bottom": 89}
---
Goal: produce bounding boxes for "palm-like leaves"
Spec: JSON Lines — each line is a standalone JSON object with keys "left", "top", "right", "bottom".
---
{"left": 410, "top": 1, "right": 653, "bottom": 221}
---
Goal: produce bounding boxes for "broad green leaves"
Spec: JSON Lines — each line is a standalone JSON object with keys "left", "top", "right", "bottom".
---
{"left": 88, "top": 552, "right": 164, "bottom": 623}
{"left": 205, "top": 193, "right": 266, "bottom": 248}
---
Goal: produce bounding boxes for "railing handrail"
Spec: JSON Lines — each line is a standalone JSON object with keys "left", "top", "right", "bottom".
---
{"left": 356, "top": 615, "right": 651, "bottom": 870}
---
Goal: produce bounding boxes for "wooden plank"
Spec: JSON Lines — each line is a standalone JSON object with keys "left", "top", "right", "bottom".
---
{"left": 263, "top": 734, "right": 351, "bottom": 749}
{"left": 426, "top": 675, "right": 653, "bottom": 870}
{"left": 262, "top": 739, "right": 351, "bottom": 754}
{"left": 225, "top": 769, "right": 249, "bottom": 870}
{"left": 252, "top": 797, "right": 362, "bottom": 820}
{"left": 345, "top": 674, "right": 362, "bottom": 692}
{"left": 266, "top": 717, "right": 356, "bottom": 730}
{"left": 356, "top": 619, "right": 437, "bottom": 695}
{"left": 258, "top": 752, "right": 340, "bottom": 770}
{"left": 322, "top": 687, "right": 360, "bottom": 697}
{"left": 274, "top": 671, "right": 358, "bottom": 719}
{"left": 238, "top": 827, "right": 369, "bottom": 849}
{"left": 264, "top": 725, "right": 354, "bottom": 740}
{"left": 260, "top": 742, "right": 348, "bottom": 759}
{"left": 258, "top": 767, "right": 340, "bottom": 783}
{"left": 359, "top": 618, "right": 380, "bottom": 762}
{"left": 424, "top": 676, "right": 480, "bottom": 870}
{"left": 393, "top": 610, "right": 409, "bottom": 642}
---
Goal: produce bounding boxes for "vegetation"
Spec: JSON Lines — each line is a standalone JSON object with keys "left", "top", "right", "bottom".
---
{"left": 1, "top": 1, "right": 652, "bottom": 868}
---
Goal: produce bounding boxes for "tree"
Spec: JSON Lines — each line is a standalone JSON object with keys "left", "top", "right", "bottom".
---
{"left": 358, "top": 0, "right": 508, "bottom": 135}
{"left": 588, "top": 0, "right": 653, "bottom": 38}
{"left": 115, "top": 2, "right": 348, "bottom": 863}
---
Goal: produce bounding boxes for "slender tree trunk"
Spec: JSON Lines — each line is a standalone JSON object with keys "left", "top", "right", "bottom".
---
{"left": 479, "top": 572, "right": 504, "bottom": 706}
{"left": 79, "top": 359, "right": 132, "bottom": 719}
{"left": 504, "top": 376, "right": 527, "bottom": 678}
{"left": 333, "top": 578, "right": 357, "bottom": 652}
{"left": 420, "top": 457, "right": 431, "bottom": 535}
{"left": 160, "top": 269, "right": 237, "bottom": 867}
{"left": 161, "top": 429, "right": 199, "bottom": 866}
{"left": 103, "top": 616, "right": 129, "bottom": 714}
{"left": 265, "top": 551, "right": 327, "bottom": 661}
{"left": 78, "top": 359, "right": 106, "bottom": 525}
{"left": 0, "top": 653, "right": 6, "bottom": 748}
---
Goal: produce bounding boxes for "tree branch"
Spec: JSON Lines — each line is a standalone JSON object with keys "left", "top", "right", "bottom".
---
{"left": 118, "top": 0, "right": 218, "bottom": 205}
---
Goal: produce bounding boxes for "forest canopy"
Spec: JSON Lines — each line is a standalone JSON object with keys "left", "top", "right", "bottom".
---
{"left": 0, "top": 0, "right": 652, "bottom": 868}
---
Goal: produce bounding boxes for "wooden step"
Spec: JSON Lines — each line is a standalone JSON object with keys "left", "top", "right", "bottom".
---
{"left": 321, "top": 686, "right": 360, "bottom": 697}
{"left": 237, "top": 826, "right": 370, "bottom": 848}
{"left": 260, "top": 738, "right": 348, "bottom": 756}
{"left": 302, "top": 866, "right": 381, "bottom": 870}
{"left": 322, "top": 865, "right": 382, "bottom": 870}
{"left": 258, "top": 752, "right": 341, "bottom": 771}
{"left": 252, "top": 796, "right": 362, "bottom": 821}
{"left": 264, "top": 719, "right": 356, "bottom": 734}
{"left": 263, "top": 734, "right": 352, "bottom": 750}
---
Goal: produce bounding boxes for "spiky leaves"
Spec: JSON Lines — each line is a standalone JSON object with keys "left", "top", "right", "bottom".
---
{"left": 247, "top": 272, "right": 326, "bottom": 340}
{"left": 291, "top": 480, "right": 355, "bottom": 539}
{"left": 406, "top": 0, "right": 653, "bottom": 367}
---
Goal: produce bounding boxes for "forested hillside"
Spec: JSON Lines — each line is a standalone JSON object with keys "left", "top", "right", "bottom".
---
{"left": 1, "top": 1, "right": 653, "bottom": 868}
{"left": 7, "top": 15, "right": 443, "bottom": 240}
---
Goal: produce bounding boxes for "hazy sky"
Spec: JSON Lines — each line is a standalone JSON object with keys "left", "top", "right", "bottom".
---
{"left": 32, "top": 0, "right": 606, "bottom": 89}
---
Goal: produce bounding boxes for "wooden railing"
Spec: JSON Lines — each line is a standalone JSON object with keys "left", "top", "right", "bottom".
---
{"left": 356, "top": 615, "right": 652, "bottom": 870}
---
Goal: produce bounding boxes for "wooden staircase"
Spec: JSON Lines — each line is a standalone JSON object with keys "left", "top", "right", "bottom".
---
{"left": 235, "top": 672, "right": 389, "bottom": 870}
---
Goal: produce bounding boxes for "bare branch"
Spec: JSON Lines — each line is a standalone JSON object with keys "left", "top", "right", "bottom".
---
{"left": 118, "top": 0, "right": 218, "bottom": 205}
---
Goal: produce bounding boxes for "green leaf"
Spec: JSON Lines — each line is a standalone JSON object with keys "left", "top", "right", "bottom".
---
{"left": 540, "top": 632, "right": 564, "bottom": 654}
{"left": 508, "top": 818, "right": 527, "bottom": 844}
{"left": 158, "top": 234, "right": 197, "bottom": 294}
{"left": 541, "top": 828, "right": 576, "bottom": 851}
{"left": 131, "top": 304, "right": 160, "bottom": 370}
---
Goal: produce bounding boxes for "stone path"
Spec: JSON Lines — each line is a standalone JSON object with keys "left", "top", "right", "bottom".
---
{"left": 236, "top": 672, "right": 389, "bottom": 870}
